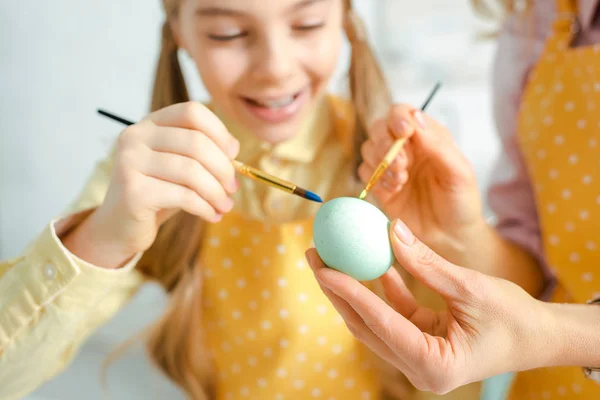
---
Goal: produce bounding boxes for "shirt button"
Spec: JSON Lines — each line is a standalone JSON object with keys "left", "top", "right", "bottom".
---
{"left": 43, "top": 263, "right": 57, "bottom": 280}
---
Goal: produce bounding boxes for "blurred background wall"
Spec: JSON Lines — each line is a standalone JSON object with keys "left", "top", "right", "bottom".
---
{"left": 0, "top": 1, "right": 500, "bottom": 399}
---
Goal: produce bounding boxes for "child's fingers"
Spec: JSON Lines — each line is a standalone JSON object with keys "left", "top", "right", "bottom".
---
{"left": 145, "top": 126, "right": 238, "bottom": 194}
{"left": 137, "top": 148, "right": 234, "bottom": 214}
{"left": 144, "top": 177, "right": 222, "bottom": 223}
{"left": 145, "top": 101, "right": 240, "bottom": 159}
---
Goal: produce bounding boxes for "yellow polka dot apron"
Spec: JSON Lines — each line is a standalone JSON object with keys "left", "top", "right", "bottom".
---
{"left": 508, "top": 0, "right": 600, "bottom": 398}
{"left": 200, "top": 212, "right": 381, "bottom": 400}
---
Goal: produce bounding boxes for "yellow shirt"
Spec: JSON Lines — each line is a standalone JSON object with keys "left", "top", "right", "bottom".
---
{"left": 0, "top": 94, "right": 360, "bottom": 399}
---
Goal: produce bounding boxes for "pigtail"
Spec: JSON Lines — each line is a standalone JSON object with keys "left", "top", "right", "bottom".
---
{"left": 151, "top": 21, "right": 190, "bottom": 111}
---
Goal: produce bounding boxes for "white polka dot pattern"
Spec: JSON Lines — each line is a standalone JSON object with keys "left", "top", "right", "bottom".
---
{"left": 200, "top": 215, "right": 380, "bottom": 399}
{"left": 511, "top": 2, "right": 600, "bottom": 397}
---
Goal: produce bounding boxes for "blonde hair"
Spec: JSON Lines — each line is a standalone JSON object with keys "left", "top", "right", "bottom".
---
{"left": 471, "top": 0, "right": 532, "bottom": 19}
{"left": 114, "top": 0, "right": 407, "bottom": 398}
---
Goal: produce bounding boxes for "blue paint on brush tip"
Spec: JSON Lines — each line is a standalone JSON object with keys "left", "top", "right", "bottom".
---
{"left": 305, "top": 191, "right": 323, "bottom": 203}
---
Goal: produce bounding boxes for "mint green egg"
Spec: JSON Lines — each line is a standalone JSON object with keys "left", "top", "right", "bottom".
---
{"left": 313, "top": 197, "right": 393, "bottom": 281}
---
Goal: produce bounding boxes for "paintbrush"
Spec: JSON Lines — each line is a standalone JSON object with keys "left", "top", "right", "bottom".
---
{"left": 358, "top": 82, "right": 442, "bottom": 200}
{"left": 97, "top": 109, "right": 323, "bottom": 203}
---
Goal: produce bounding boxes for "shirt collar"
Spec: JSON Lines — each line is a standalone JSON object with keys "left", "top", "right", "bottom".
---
{"left": 211, "top": 94, "right": 333, "bottom": 164}
{"left": 578, "top": 0, "right": 600, "bottom": 30}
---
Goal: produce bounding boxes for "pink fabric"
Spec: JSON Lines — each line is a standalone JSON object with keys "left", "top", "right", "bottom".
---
{"left": 487, "top": 0, "right": 600, "bottom": 300}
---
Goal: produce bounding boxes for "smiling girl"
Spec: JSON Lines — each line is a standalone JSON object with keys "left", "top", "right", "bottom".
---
{"left": 0, "top": 1, "right": 451, "bottom": 399}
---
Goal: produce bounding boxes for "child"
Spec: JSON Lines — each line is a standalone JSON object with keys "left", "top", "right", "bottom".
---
{"left": 0, "top": 1, "right": 480, "bottom": 399}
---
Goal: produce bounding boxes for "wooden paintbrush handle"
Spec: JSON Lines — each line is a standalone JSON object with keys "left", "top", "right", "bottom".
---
{"left": 383, "top": 137, "right": 407, "bottom": 164}
{"left": 231, "top": 160, "right": 295, "bottom": 194}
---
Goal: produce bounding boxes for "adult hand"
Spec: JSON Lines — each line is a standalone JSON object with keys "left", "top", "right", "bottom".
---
{"left": 359, "top": 104, "right": 485, "bottom": 258}
{"left": 305, "top": 219, "right": 553, "bottom": 394}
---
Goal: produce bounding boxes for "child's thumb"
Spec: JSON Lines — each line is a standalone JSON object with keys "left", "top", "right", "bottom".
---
{"left": 389, "top": 219, "right": 469, "bottom": 300}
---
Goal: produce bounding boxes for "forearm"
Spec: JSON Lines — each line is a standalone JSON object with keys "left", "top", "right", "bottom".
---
{"left": 529, "top": 301, "right": 600, "bottom": 370}
{"left": 439, "top": 222, "right": 544, "bottom": 297}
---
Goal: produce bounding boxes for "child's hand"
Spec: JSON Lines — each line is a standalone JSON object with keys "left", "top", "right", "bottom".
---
{"left": 359, "top": 104, "right": 484, "bottom": 258}
{"left": 65, "top": 102, "right": 240, "bottom": 268}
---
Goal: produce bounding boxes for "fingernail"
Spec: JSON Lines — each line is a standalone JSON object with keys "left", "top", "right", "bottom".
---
{"left": 305, "top": 251, "right": 315, "bottom": 268}
{"left": 393, "top": 219, "right": 414, "bottom": 245}
{"left": 228, "top": 139, "right": 240, "bottom": 159}
{"left": 385, "top": 169, "right": 395, "bottom": 179}
{"left": 391, "top": 119, "right": 409, "bottom": 137}
{"left": 305, "top": 251, "right": 311, "bottom": 262}
{"left": 228, "top": 178, "right": 239, "bottom": 193}
{"left": 222, "top": 197, "right": 235, "bottom": 212}
{"left": 414, "top": 111, "right": 427, "bottom": 129}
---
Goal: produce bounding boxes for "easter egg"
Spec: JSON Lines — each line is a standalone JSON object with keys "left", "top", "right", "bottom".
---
{"left": 313, "top": 197, "right": 393, "bottom": 281}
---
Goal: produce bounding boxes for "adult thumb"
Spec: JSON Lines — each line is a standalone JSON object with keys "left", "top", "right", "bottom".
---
{"left": 389, "top": 219, "right": 469, "bottom": 300}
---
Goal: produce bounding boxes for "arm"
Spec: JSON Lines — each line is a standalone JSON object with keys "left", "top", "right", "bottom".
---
{"left": 306, "top": 221, "right": 600, "bottom": 394}
{"left": 0, "top": 147, "right": 145, "bottom": 399}
{"left": 538, "top": 301, "right": 600, "bottom": 369}
{"left": 359, "top": 23, "right": 548, "bottom": 297}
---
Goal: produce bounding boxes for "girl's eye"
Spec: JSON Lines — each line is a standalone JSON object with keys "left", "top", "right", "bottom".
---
{"left": 293, "top": 22, "right": 326, "bottom": 31}
{"left": 207, "top": 32, "right": 247, "bottom": 41}
{"left": 206, "top": 21, "right": 326, "bottom": 41}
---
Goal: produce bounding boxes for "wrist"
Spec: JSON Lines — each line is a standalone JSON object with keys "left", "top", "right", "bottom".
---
{"left": 534, "top": 301, "right": 600, "bottom": 369}
{"left": 510, "top": 299, "right": 559, "bottom": 371}
{"left": 62, "top": 209, "right": 137, "bottom": 269}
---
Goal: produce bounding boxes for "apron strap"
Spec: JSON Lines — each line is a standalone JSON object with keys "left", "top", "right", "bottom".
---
{"left": 545, "top": 0, "right": 579, "bottom": 52}
{"left": 556, "top": 0, "right": 577, "bottom": 14}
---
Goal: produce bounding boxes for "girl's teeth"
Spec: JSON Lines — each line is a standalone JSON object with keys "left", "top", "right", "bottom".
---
{"left": 257, "top": 96, "right": 294, "bottom": 108}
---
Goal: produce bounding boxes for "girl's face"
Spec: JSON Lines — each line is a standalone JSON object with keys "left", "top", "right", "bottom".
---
{"left": 176, "top": 0, "right": 344, "bottom": 143}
